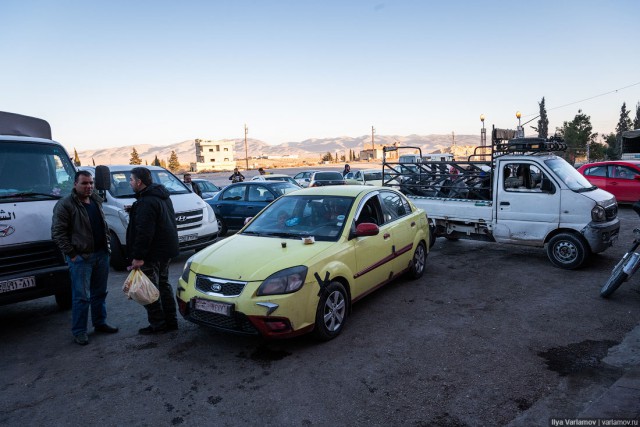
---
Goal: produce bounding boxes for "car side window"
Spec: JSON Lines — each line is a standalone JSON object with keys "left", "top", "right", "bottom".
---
{"left": 380, "top": 191, "right": 410, "bottom": 222}
{"left": 503, "top": 163, "right": 544, "bottom": 192}
{"left": 609, "top": 165, "right": 637, "bottom": 180}
{"left": 585, "top": 166, "right": 607, "bottom": 177}
{"left": 248, "top": 185, "right": 272, "bottom": 202}
{"left": 355, "top": 195, "right": 383, "bottom": 226}
{"left": 222, "top": 185, "right": 246, "bottom": 201}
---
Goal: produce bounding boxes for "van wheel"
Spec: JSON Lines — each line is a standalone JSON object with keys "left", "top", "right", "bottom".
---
{"left": 546, "top": 233, "right": 588, "bottom": 270}
{"left": 428, "top": 225, "right": 436, "bottom": 249}
{"left": 109, "top": 231, "right": 128, "bottom": 271}
{"left": 55, "top": 290, "right": 72, "bottom": 310}
{"left": 217, "top": 218, "right": 228, "bottom": 237}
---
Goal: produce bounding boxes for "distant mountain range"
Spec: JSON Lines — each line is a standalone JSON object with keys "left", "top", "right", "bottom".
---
{"left": 75, "top": 133, "right": 482, "bottom": 166}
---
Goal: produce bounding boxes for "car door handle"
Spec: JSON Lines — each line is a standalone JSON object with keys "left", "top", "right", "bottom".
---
{"left": 610, "top": 182, "right": 618, "bottom": 185}
{"left": 383, "top": 233, "right": 391, "bottom": 240}
{"left": 500, "top": 201, "right": 510, "bottom": 206}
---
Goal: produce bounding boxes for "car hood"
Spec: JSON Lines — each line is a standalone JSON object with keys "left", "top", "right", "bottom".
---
{"left": 191, "top": 234, "right": 336, "bottom": 282}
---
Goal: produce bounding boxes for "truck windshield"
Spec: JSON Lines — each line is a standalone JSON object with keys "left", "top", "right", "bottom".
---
{"left": 545, "top": 158, "right": 595, "bottom": 191}
{"left": 0, "top": 141, "right": 76, "bottom": 201}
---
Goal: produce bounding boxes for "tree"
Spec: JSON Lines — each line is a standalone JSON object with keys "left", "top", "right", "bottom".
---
{"left": 588, "top": 139, "right": 608, "bottom": 161}
{"left": 129, "top": 148, "right": 142, "bottom": 165}
{"left": 633, "top": 101, "right": 640, "bottom": 130}
{"left": 92, "top": 157, "right": 96, "bottom": 166}
{"left": 160, "top": 159, "right": 167, "bottom": 168}
{"left": 602, "top": 133, "right": 619, "bottom": 160}
{"left": 168, "top": 151, "right": 180, "bottom": 172}
{"left": 321, "top": 152, "right": 333, "bottom": 162}
{"left": 531, "top": 97, "right": 549, "bottom": 138}
{"left": 153, "top": 155, "right": 161, "bottom": 166}
{"left": 616, "top": 102, "right": 633, "bottom": 135}
{"left": 73, "top": 148, "right": 81, "bottom": 166}
{"left": 556, "top": 110, "right": 597, "bottom": 164}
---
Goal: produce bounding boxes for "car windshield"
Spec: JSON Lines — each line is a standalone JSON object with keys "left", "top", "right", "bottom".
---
{"left": 242, "top": 195, "right": 355, "bottom": 242}
{"left": 545, "top": 158, "right": 596, "bottom": 191}
{"left": 364, "top": 171, "right": 382, "bottom": 181}
{"left": 269, "top": 182, "right": 301, "bottom": 195}
{"left": 110, "top": 169, "right": 190, "bottom": 197}
{"left": 0, "top": 141, "right": 76, "bottom": 200}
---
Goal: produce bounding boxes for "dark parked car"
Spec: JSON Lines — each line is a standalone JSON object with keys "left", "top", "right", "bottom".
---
{"left": 577, "top": 160, "right": 640, "bottom": 203}
{"left": 192, "top": 178, "right": 221, "bottom": 199}
{"left": 308, "top": 171, "right": 346, "bottom": 187}
{"left": 207, "top": 181, "right": 300, "bottom": 236}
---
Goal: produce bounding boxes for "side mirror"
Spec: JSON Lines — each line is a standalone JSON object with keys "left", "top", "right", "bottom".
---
{"left": 355, "top": 222, "right": 379, "bottom": 237}
{"left": 540, "top": 178, "right": 555, "bottom": 194}
{"left": 95, "top": 165, "right": 111, "bottom": 191}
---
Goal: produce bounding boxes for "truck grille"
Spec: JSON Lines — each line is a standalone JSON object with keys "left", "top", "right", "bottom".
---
{"left": 0, "top": 241, "right": 65, "bottom": 276}
{"left": 176, "top": 209, "right": 204, "bottom": 231}
{"left": 195, "top": 275, "right": 246, "bottom": 297}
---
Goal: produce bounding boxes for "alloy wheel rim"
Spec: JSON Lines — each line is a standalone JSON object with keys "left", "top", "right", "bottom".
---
{"left": 323, "top": 290, "right": 346, "bottom": 332}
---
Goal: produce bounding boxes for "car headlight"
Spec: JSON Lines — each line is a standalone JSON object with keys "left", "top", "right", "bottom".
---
{"left": 591, "top": 204, "right": 606, "bottom": 222}
{"left": 206, "top": 204, "right": 216, "bottom": 223}
{"left": 256, "top": 266, "right": 308, "bottom": 296}
{"left": 181, "top": 256, "right": 195, "bottom": 283}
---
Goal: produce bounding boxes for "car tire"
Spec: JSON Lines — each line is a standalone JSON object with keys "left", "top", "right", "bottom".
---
{"left": 217, "top": 217, "right": 228, "bottom": 237}
{"left": 428, "top": 224, "right": 436, "bottom": 249}
{"left": 408, "top": 241, "right": 427, "bottom": 279}
{"left": 546, "top": 232, "right": 588, "bottom": 270}
{"left": 313, "top": 281, "right": 348, "bottom": 341}
{"left": 109, "top": 231, "right": 128, "bottom": 271}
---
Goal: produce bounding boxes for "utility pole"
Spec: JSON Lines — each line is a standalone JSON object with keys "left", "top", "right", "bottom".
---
{"left": 244, "top": 124, "right": 249, "bottom": 171}
{"left": 371, "top": 126, "right": 375, "bottom": 151}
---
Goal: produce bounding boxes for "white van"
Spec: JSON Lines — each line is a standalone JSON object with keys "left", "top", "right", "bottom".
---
{"left": 0, "top": 112, "right": 75, "bottom": 308}
{"left": 83, "top": 165, "right": 219, "bottom": 270}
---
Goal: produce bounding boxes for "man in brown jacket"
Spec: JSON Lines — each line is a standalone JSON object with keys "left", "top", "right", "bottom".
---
{"left": 52, "top": 170, "right": 118, "bottom": 345}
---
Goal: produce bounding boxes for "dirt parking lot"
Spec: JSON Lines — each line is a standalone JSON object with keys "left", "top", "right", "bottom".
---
{"left": 1, "top": 207, "right": 639, "bottom": 426}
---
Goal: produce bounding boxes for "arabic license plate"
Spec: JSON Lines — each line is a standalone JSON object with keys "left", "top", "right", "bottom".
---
{"left": 179, "top": 233, "right": 198, "bottom": 243}
{"left": 0, "top": 276, "right": 36, "bottom": 294}
{"left": 193, "top": 298, "right": 232, "bottom": 316}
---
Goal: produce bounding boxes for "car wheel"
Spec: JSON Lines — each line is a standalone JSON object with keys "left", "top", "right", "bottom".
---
{"left": 408, "top": 241, "right": 427, "bottom": 279}
{"left": 109, "top": 231, "right": 128, "bottom": 271}
{"left": 313, "top": 281, "right": 348, "bottom": 341}
{"left": 428, "top": 224, "right": 436, "bottom": 249}
{"left": 546, "top": 232, "right": 588, "bottom": 270}
{"left": 217, "top": 217, "right": 228, "bottom": 237}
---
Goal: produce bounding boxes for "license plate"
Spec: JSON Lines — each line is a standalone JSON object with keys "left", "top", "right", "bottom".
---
{"left": 179, "top": 233, "right": 198, "bottom": 243}
{"left": 193, "top": 298, "right": 233, "bottom": 316}
{"left": 0, "top": 276, "right": 36, "bottom": 293}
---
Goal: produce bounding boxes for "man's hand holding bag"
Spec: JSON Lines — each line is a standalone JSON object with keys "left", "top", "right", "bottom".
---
{"left": 123, "top": 269, "right": 159, "bottom": 305}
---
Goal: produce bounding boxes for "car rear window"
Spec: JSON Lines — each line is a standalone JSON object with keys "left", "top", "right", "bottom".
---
{"left": 315, "top": 172, "right": 343, "bottom": 180}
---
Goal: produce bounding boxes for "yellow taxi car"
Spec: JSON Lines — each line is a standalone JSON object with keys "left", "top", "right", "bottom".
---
{"left": 177, "top": 186, "right": 429, "bottom": 340}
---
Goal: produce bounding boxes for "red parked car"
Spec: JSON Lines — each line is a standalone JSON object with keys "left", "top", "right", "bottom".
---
{"left": 577, "top": 160, "right": 640, "bottom": 203}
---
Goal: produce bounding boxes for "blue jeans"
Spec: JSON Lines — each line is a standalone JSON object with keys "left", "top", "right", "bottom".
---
{"left": 66, "top": 250, "right": 110, "bottom": 336}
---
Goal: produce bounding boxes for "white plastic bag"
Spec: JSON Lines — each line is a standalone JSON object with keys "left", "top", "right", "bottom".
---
{"left": 123, "top": 269, "right": 159, "bottom": 305}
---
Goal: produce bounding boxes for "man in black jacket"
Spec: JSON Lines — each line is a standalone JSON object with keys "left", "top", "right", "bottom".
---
{"left": 126, "top": 167, "right": 180, "bottom": 334}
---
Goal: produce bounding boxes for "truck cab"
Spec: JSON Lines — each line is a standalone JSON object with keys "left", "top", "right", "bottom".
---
{"left": 383, "top": 132, "right": 619, "bottom": 269}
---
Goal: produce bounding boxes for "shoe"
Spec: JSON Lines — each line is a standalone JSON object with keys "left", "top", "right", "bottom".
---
{"left": 95, "top": 324, "right": 119, "bottom": 333}
{"left": 165, "top": 323, "right": 178, "bottom": 331}
{"left": 74, "top": 333, "right": 89, "bottom": 346}
{"left": 138, "top": 325, "right": 165, "bottom": 335}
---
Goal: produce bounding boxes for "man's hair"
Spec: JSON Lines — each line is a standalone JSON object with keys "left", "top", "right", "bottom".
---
{"left": 184, "top": 173, "right": 191, "bottom": 178}
{"left": 75, "top": 170, "right": 92, "bottom": 183}
{"left": 131, "top": 167, "right": 153, "bottom": 186}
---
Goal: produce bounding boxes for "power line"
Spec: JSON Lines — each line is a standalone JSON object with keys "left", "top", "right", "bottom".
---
{"left": 522, "top": 81, "right": 640, "bottom": 118}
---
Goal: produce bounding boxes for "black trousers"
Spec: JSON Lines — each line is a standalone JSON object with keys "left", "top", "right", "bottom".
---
{"left": 140, "top": 259, "right": 177, "bottom": 328}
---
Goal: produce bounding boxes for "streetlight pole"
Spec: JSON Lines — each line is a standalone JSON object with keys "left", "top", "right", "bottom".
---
{"left": 480, "top": 114, "right": 486, "bottom": 147}
{"left": 244, "top": 124, "right": 249, "bottom": 171}
{"left": 516, "top": 111, "right": 523, "bottom": 138}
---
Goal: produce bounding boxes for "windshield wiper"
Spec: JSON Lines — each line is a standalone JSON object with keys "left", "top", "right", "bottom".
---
{"left": 0, "top": 192, "right": 61, "bottom": 200}
{"left": 575, "top": 186, "right": 597, "bottom": 193}
{"left": 262, "top": 231, "right": 304, "bottom": 239}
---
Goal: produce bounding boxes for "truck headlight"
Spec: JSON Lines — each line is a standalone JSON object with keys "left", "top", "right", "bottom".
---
{"left": 591, "top": 204, "right": 606, "bottom": 222}
{"left": 257, "top": 266, "right": 307, "bottom": 296}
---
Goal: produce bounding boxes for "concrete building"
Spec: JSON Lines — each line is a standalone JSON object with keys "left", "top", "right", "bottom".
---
{"left": 192, "top": 139, "right": 236, "bottom": 172}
